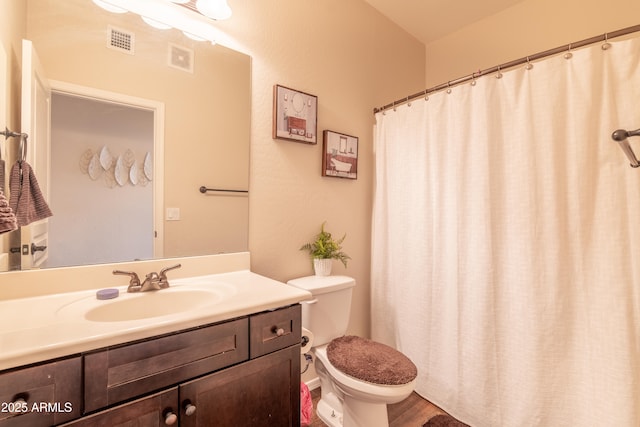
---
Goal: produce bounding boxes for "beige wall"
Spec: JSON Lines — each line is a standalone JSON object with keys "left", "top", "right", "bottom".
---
{"left": 0, "top": 1, "right": 425, "bottom": 344}
{"left": 214, "top": 1, "right": 426, "bottom": 345}
{"left": 425, "top": 0, "right": 640, "bottom": 87}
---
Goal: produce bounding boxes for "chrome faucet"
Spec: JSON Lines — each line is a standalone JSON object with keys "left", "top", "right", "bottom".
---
{"left": 158, "top": 264, "right": 182, "bottom": 288}
{"left": 113, "top": 263, "right": 182, "bottom": 293}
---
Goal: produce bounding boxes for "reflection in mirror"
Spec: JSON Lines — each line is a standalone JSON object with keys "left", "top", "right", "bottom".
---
{"left": 49, "top": 90, "right": 156, "bottom": 268}
{"left": 3, "top": 0, "right": 250, "bottom": 271}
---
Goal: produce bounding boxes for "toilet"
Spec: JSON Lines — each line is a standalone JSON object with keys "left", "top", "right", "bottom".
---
{"left": 288, "top": 275, "right": 417, "bottom": 427}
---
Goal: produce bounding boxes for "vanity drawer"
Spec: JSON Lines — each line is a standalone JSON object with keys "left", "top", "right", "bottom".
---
{"left": 58, "top": 388, "right": 178, "bottom": 427}
{"left": 84, "top": 318, "right": 249, "bottom": 414}
{"left": 0, "top": 356, "right": 81, "bottom": 427}
{"left": 249, "top": 304, "right": 301, "bottom": 359}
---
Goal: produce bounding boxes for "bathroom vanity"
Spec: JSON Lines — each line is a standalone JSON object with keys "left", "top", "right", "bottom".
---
{"left": 0, "top": 254, "right": 311, "bottom": 427}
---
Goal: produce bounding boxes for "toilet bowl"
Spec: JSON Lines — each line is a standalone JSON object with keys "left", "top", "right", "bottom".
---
{"left": 288, "top": 275, "right": 417, "bottom": 427}
{"left": 314, "top": 344, "right": 417, "bottom": 427}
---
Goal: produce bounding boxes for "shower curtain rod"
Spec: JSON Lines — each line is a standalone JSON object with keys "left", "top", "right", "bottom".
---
{"left": 373, "top": 24, "right": 640, "bottom": 114}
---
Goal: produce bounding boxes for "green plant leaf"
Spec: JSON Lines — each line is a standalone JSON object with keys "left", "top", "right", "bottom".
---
{"left": 299, "top": 221, "right": 350, "bottom": 267}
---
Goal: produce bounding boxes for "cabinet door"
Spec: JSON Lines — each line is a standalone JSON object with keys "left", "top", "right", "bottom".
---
{"left": 180, "top": 345, "right": 301, "bottom": 427}
{"left": 0, "top": 356, "right": 81, "bottom": 427}
{"left": 58, "top": 388, "right": 178, "bottom": 427}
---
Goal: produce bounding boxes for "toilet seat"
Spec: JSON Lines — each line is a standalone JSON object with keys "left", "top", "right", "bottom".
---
{"left": 327, "top": 336, "right": 417, "bottom": 385}
{"left": 314, "top": 344, "right": 417, "bottom": 402}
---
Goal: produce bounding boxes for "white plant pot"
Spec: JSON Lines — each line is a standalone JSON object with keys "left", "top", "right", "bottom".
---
{"left": 313, "top": 258, "right": 332, "bottom": 276}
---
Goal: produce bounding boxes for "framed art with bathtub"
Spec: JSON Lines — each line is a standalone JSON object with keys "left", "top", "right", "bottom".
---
{"left": 273, "top": 84, "right": 318, "bottom": 144}
{"left": 322, "top": 130, "right": 358, "bottom": 179}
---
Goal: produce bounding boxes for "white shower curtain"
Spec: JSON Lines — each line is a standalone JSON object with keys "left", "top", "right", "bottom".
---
{"left": 372, "top": 35, "right": 640, "bottom": 427}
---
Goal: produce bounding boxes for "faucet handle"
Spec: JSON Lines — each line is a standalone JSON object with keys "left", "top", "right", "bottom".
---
{"left": 158, "top": 263, "right": 182, "bottom": 288}
{"left": 113, "top": 270, "right": 141, "bottom": 291}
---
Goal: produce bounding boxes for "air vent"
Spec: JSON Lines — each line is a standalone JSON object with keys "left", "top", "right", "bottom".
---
{"left": 107, "top": 26, "right": 134, "bottom": 54}
{"left": 168, "top": 43, "right": 194, "bottom": 73}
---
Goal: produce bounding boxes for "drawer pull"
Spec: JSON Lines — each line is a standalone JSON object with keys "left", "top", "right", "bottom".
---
{"left": 164, "top": 410, "right": 178, "bottom": 425}
{"left": 183, "top": 401, "right": 197, "bottom": 416}
{"left": 8, "top": 394, "right": 28, "bottom": 414}
{"left": 271, "top": 326, "right": 285, "bottom": 336}
{"left": 12, "top": 396, "right": 27, "bottom": 405}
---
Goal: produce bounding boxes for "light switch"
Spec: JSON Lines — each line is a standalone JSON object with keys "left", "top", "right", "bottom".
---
{"left": 166, "top": 207, "right": 180, "bottom": 221}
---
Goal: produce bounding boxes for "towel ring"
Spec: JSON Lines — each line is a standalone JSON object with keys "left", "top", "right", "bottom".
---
{"left": 0, "top": 127, "right": 29, "bottom": 161}
{"left": 19, "top": 134, "right": 27, "bottom": 162}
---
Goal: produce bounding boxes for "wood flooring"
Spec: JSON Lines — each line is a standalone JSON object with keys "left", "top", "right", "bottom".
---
{"left": 309, "top": 388, "right": 456, "bottom": 427}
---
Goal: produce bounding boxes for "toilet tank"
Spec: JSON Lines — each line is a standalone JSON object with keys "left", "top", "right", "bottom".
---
{"left": 287, "top": 275, "right": 355, "bottom": 347}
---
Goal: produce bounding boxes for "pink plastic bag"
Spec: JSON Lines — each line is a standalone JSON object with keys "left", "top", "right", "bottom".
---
{"left": 300, "top": 382, "right": 312, "bottom": 426}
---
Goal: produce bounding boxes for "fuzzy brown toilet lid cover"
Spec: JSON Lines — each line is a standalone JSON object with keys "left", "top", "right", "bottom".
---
{"left": 326, "top": 335, "right": 417, "bottom": 385}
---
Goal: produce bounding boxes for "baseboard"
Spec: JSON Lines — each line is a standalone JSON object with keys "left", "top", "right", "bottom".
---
{"left": 305, "top": 376, "right": 320, "bottom": 391}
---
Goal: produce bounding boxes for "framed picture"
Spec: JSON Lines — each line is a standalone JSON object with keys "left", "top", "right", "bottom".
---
{"left": 273, "top": 85, "right": 318, "bottom": 144}
{"left": 322, "top": 130, "right": 358, "bottom": 179}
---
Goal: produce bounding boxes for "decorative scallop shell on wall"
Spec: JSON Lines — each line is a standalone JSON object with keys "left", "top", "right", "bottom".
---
{"left": 81, "top": 147, "right": 152, "bottom": 187}
{"left": 129, "top": 162, "right": 139, "bottom": 185}
{"left": 88, "top": 153, "right": 102, "bottom": 180}
{"left": 79, "top": 148, "right": 93, "bottom": 174}
{"left": 114, "top": 156, "right": 129, "bottom": 187}
{"left": 114, "top": 155, "right": 127, "bottom": 186}
{"left": 103, "top": 163, "right": 117, "bottom": 188}
{"left": 99, "top": 146, "right": 113, "bottom": 170}
{"left": 143, "top": 152, "right": 153, "bottom": 181}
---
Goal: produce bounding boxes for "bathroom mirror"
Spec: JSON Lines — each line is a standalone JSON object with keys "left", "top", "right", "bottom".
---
{"left": 2, "top": 0, "right": 250, "bottom": 271}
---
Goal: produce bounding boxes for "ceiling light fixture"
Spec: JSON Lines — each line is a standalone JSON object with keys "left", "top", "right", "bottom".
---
{"left": 92, "top": 0, "right": 127, "bottom": 13}
{"left": 183, "top": 32, "right": 207, "bottom": 41}
{"left": 141, "top": 16, "right": 172, "bottom": 30}
{"left": 195, "top": 0, "right": 232, "bottom": 21}
{"left": 93, "top": 0, "right": 221, "bottom": 44}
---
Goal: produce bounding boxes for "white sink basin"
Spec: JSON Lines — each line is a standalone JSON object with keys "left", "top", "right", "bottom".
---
{"left": 86, "top": 289, "right": 220, "bottom": 322}
{"left": 56, "top": 282, "right": 237, "bottom": 323}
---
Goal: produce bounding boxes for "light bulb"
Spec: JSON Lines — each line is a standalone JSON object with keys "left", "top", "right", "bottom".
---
{"left": 183, "top": 31, "right": 207, "bottom": 41}
{"left": 141, "top": 16, "right": 172, "bottom": 29}
{"left": 195, "top": 0, "right": 232, "bottom": 20}
{"left": 92, "top": 0, "right": 127, "bottom": 13}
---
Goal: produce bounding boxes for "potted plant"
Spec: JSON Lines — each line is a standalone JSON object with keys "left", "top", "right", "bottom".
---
{"left": 300, "top": 221, "right": 350, "bottom": 276}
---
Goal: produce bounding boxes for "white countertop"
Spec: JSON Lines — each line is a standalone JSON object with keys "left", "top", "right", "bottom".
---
{"left": 0, "top": 270, "right": 311, "bottom": 371}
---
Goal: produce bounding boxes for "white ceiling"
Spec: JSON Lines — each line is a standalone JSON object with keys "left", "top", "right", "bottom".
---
{"left": 363, "top": 0, "right": 526, "bottom": 44}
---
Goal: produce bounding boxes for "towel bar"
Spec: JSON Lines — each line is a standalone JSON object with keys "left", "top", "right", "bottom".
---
{"left": 611, "top": 128, "right": 640, "bottom": 168}
{"left": 199, "top": 186, "right": 248, "bottom": 194}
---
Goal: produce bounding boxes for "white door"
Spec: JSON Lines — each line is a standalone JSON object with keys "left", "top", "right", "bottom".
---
{"left": 20, "top": 39, "right": 51, "bottom": 269}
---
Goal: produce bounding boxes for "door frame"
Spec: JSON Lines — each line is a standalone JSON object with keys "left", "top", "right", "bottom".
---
{"left": 49, "top": 80, "right": 165, "bottom": 259}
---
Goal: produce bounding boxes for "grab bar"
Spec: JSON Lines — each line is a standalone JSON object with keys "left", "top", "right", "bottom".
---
{"left": 611, "top": 128, "right": 640, "bottom": 168}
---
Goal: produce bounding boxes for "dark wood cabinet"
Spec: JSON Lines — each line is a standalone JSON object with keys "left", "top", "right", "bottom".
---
{"left": 59, "top": 388, "right": 178, "bottom": 427}
{"left": 0, "top": 357, "right": 82, "bottom": 427}
{"left": 83, "top": 318, "right": 248, "bottom": 413}
{"left": 1, "top": 304, "right": 302, "bottom": 427}
{"left": 180, "top": 345, "right": 300, "bottom": 426}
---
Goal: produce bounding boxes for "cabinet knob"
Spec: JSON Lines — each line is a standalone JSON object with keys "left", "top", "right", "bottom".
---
{"left": 183, "top": 402, "right": 197, "bottom": 416}
{"left": 164, "top": 411, "right": 178, "bottom": 425}
{"left": 272, "top": 326, "right": 285, "bottom": 336}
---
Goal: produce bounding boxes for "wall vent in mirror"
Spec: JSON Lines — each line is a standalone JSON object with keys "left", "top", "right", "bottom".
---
{"left": 168, "top": 43, "right": 194, "bottom": 73}
{"left": 108, "top": 26, "right": 135, "bottom": 54}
